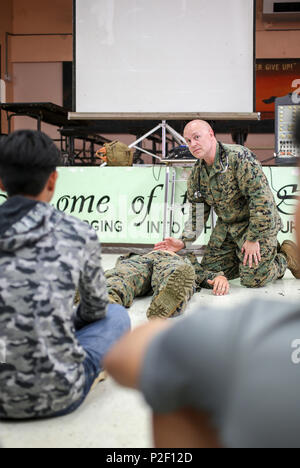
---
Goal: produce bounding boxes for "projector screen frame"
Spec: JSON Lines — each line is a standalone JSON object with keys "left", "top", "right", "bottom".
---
{"left": 72, "top": 0, "right": 258, "bottom": 119}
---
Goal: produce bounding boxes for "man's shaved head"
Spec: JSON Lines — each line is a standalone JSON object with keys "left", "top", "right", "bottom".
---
{"left": 183, "top": 120, "right": 217, "bottom": 163}
{"left": 184, "top": 120, "right": 214, "bottom": 137}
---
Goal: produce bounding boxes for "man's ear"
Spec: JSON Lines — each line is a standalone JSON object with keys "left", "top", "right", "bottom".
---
{"left": 0, "top": 179, "right": 6, "bottom": 192}
{"left": 47, "top": 171, "right": 58, "bottom": 192}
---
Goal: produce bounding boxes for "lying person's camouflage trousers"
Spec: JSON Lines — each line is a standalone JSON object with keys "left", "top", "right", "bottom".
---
{"left": 105, "top": 250, "right": 225, "bottom": 319}
{"left": 105, "top": 251, "right": 195, "bottom": 319}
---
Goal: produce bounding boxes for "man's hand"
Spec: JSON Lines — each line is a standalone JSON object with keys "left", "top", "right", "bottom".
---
{"left": 242, "top": 241, "right": 261, "bottom": 268}
{"left": 207, "top": 276, "right": 230, "bottom": 296}
{"left": 154, "top": 238, "right": 185, "bottom": 253}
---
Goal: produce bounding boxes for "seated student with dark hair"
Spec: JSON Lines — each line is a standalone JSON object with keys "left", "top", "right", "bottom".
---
{"left": 104, "top": 121, "right": 300, "bottom": 448}
{"left": 0, "top": 130, "right": 130, "bottom": 420}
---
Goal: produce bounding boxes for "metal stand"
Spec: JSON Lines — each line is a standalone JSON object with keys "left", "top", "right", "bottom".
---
{"left": 129, "top": 120, "right": 187, "bottom": 240}
{"left": 128, "top": 120, "right": 186, "bottom": 160}
{"left": 165, "top": 163, "right": 217, "bottom": 248}
{"left": 129, "top": 120, "right": 218, "bottom": 241}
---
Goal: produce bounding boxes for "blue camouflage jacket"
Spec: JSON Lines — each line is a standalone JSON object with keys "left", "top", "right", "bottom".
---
{"left": 0, "top": 196, "right": 108, "bottom": 419}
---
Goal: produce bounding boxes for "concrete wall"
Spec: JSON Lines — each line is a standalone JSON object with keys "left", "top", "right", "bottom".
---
{"left": 0, "top": 0, "right": 13, "bottom": 133}
{"left": 11, "top": 0, "right": 72, "bottom": 63}
{"left": 0, "top": 0, "right": 72, "bottom": 134}
{"left": 12, "top": 0, "right": 72, "bottom": 57}
{"left": 256, "top": 0, "right": 300, "bottom": 59}
{"left": 12, "top": 62, "right": 63, "bottom": 140}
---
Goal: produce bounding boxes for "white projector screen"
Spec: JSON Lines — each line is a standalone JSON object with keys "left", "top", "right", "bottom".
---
{"left": 75, "top": 0, "right": 255, "bottom": 114}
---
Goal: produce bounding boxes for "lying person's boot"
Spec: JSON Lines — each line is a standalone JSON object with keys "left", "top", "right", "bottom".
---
{"left": 147, "top": 264, "right": 195, "bottom": 320}
{"left": 281, "top": 240, "right": 300, "bottom": 279}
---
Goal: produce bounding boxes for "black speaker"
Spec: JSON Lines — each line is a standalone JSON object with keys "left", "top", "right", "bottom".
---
{"left": 275, "top": 94, "right": 300, "bottom": 164}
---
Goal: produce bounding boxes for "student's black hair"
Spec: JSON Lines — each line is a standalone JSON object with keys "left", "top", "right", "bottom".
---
{"left": 0, "top": 130, "right": 62, "bottom": 197}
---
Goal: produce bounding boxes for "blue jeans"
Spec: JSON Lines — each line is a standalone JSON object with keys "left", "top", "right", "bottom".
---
{"left": 52, "top": 304, "right": 130, "bottom": 417}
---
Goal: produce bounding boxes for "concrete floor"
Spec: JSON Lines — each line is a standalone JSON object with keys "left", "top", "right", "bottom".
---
{"left": 1, "top": 254, "right": 300, "bottom": 448}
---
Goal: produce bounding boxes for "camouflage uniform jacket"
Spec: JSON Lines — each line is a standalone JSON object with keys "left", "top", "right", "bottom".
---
{"left": 0, "top": 196, "right": 108, "bottom": 419}
{"left": 181, "top": 142, "right": 282, "bottom": 248}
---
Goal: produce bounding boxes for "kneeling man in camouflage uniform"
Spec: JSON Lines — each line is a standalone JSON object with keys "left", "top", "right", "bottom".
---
{"left": 155, "top": 120, "right": 300, "bottom": 287}
{"left": 106, "top": 250, "right": 229, "bottom": 320}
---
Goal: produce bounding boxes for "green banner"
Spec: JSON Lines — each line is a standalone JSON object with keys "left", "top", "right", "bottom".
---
{"left": 172, "top": 166, "right": 299, "bottom": 245}
{"left": 0, "top": 166, "right": 298, "bottom": 245}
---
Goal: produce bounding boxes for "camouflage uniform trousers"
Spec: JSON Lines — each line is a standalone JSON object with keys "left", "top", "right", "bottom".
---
{"left": 105, "top": 251, "right": 196, "bottom": 319}
{"left": 200, "top": 232, "right": 287, "bottom": 288}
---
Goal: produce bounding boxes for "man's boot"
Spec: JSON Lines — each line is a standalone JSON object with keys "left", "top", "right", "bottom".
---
{"left": 280, "top": 240, "right": 300, "bottom": 279}
{"left": 147, "top": 264, "right": 195, "bottom": 320}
